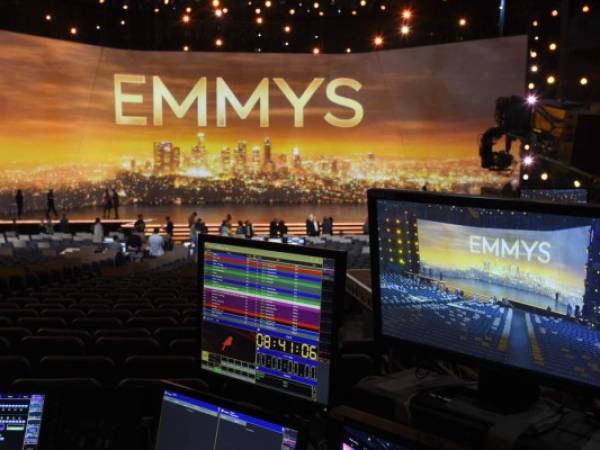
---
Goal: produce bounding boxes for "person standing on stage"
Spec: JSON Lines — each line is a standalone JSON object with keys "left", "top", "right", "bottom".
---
{"left": 15, "top": 189, "right": 24, "bottom": 219}
{"left": 112, "top": 189, "right": 120, "bottom": 219}
{"left": 102, "top": 189, "right": 113, "bottom": 219}
{"left": 46, "top": 189, "right": 58, "bottom": 219}
{"left": 188, "top": 212, "right": 197, "bottom": 229}
{"left": 305, "top": 214, "right": 320, "bottom": 236}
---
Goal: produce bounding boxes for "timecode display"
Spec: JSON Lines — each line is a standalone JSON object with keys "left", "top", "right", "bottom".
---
{"left": 256, "top": 333, "right": 319, "bottom": 361}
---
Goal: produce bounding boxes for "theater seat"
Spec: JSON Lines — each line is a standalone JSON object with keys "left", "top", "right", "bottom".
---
{"left": 94, "top": 328, "right": 151, "bottom": 339}
{"left": 17, "top": 317, "right": 68, "bottom": 331}
{"left": 73, "top": 318, "right": 123, "bottom": 332}
{"left": 169, "top": 339, "right": 196, "bottom": 356}
{"left": 154, "top": 327, "right": 196, "bottom": 347}
{"left": 20, "top": 336, "right": 85, "bottom": 362}
{"left": 37, "top": 328, "right": 93, "bottom": 347}
{"left": 127, "top": 317, "right": 178, "bottom": 330}
{"left": 40, "top": 356, "right": 117, "bottom": 383}
{"left": 88, "top": 309, "right": 132, "bottom": 322}
{"left": 41, "top": 309, "right": 85, "bottom": 323}
{"left": 0, "top": 327, "right": 32, "bottom": 348}
{"left": 0, "top": 356, "right": 32, "bottom": 386}
{"left": 0, "top": 317, "right": 12, "bottom": 327}
{"left": 0, "top": 336, "right": 10, "bottom": 354}
{"left": 134, "top": 309, "right": 179, "bottom": 319}
{"left": 94, "top": 337, "right": 161, "bottom": 364}
{"left": 0, "top": 309, "right": 38, "bottom": 321}
{"left": 11, "top": 377, "right": 103, "bottom": 391}
{"left": 123, "top": 356, "right": 197, "bottom": 379}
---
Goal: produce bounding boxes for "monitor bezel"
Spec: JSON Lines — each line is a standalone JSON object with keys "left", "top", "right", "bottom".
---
{"left": 0, "top": 392, "right": 54, "bottom": 450}
{"left": 367, "top": 188, "right": 600, "bottom": 394}
{"left": 197, "top": 234, "right": 347, "bottom": 411}
{"left": 156, "top": 381, "right": 308, "bottom": 450}
{"left": 329, "top": 405, "right": 464, "bottom": 450}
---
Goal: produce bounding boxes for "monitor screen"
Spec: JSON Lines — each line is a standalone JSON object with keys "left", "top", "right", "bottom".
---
{"left": 155, "top": 390, "right": 299, "bottom": 450}
{"left": 371, "top": 191, "right": 600, "bottom": 389}
{"left": 200, "top": 238, "right": 342, "bottom": 405}
{"left": 341, "top": 425, "right": 415, "bottom": 450}
{"left": 0, "top": 394, "right": 45, "bottom": 450}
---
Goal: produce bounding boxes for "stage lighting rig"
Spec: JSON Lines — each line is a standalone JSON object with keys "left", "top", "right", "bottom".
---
{"left": 479, "top": 96, "right": 600, "bottom": 187}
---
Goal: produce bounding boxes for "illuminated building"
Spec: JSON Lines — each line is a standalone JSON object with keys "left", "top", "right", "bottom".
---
{"left": 292, "top": 147, "right": 302, "bottom": 170}
{"left": 221, "top": 147, "right": 231, "bottom": 168}
{"left": 153, "top": 141, "right": 180, "bottom": 175}
{"left": 191, "top": 132, "right": 207, "bottom": 166}
{"left": 262, "top": 137, "right": 275, "bottom": 173}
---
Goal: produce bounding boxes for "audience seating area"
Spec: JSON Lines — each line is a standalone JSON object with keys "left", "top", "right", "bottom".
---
{"left": 0, "top": 262, "right": 202, "bottom": 389}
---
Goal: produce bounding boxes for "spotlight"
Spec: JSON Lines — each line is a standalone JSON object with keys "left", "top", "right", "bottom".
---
{"left": 541, "top": 172, "right": 549, "bottom": 181}
{"left": 45, "top": 14, "right": 52, "bottom": 21}
{"left": 215, "top": 38, "right": 223, "bottom": 47}
{"left": 528, "top": 82, "right": 535, "bottom": 90}
{"left": 549, "top": 42, "right": 557, "bottom": 51}
{"left": 526, "top": 94, "right": 538, "bottom": 106}
{"left": 212, "top": 0, "right": 220, "bottom": 6}
{"left": 183, "top": 45, "right": 189, "bottom": 52}
{"left": 256, "top": 16, "right": 263, "bottom": 24}
{"left": 522, "top": 155, "right": 534, "bottom": 166}
{"left": 215, "top": 9, "right": 223, "bottom": 17}
{"left": 373, "top": 35, "right": 384, "bottom": 47}
{"left": 551, "top": 9, "right": 558, "bottom": 17}
{"left": 531, "top": 65, "right": 538, "bottom": 73}
{"left": 400, "top": 25, "right": 410, "bottom": 35}
{"left": 182, "top": 14, "right": 190, "bottom": 23}
{"left": 580, "top": 77, "right": 589, "bottom": 86}
{"left": 312, "top": 47, "right": 320, "bottom": 54}
{"left": 70, "top": 27, "right": 78, "bottom": 35}
{"left": 402, "top": 9, "right": 412, "bottom": 20}
{"left": 459, "top": 18, "right": 467, "bottom": 27}
{"left": 524, "top": 144, "right": 531, "bottom": 151}
{"left": 547, "top": 75, "right": 556, "bottom": 85}
{"left": 582, "top": 5, "right": 590, "bottom": 13}
{"left": 346, "top": 48, "right": 352, "bottom": 53}
{"left": 574, "top": 180, "right": 582, "bottom": 188}
{"left": 522, "top": 174, "right": 530, "bottom": 181}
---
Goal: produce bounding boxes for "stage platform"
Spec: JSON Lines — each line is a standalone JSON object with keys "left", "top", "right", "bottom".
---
{"left": 0, "top": 218, "right": 366, "bottom": 242}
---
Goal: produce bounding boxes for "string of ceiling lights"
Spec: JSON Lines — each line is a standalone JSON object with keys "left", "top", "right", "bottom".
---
{"left": 19, "top": 0, "right": 514, "bottom": 54}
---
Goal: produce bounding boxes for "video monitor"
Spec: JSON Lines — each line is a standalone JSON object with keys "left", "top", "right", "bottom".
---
{"left": 368, "top": 189, "right": 600, "bottom": 390}
{"left": 155, "top": 387, "right": 303, "bottom": 450}
{"left": 198, "top": 235, "right": 346, "bottom": 406}
{"left": 331, "top": 407, "right": 459, "bottom": 450}
{"left": 0, "top": 394, "right": 46, "bottom": 450}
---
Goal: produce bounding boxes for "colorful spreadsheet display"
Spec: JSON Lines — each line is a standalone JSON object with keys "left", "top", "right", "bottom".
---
{"left": 200, "top": 241, "right": 337, "bottom": 404}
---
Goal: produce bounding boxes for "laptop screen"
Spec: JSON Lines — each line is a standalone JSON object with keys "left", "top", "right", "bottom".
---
{"left": 0, "top": 394, "right": 46, "bottom": 450}
{"left": 155, "top": 390, "right": 299, "bottom": 450}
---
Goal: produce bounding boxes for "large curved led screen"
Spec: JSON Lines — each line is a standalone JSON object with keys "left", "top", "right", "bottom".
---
{"left": 0, "top": 31, "right": 526, "bottom": 212}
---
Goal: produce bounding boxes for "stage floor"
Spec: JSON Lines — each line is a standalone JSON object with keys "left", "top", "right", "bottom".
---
{"left": 8, "top": 204, "right": 367, "bottom": 223}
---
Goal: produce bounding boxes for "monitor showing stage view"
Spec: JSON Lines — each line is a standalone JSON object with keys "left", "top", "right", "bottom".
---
{"left": 155, "top": 390, "right": 299, "bottom": 450}
{"left": 0, "top": 394, "right": 46, "bottom": 450}
{"left": 199, "top": 237, "right": 343, "bottom": 405}
{"left": 370, "top": 190, "right": 600, "bottom": 389}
